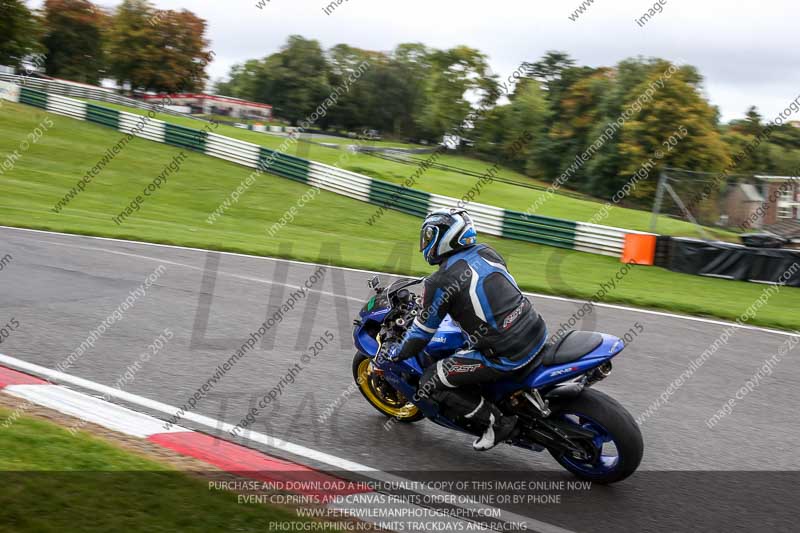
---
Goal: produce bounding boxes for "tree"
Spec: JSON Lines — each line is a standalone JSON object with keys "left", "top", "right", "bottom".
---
{"left": 322, "top": 44, "right": 375, "bottom": 130}
{"left": 41, "top": 0, "right": 107, "bottom": 84}
{"left": 106, "top": 0, "right": 158, "bottom": 90}
{"left": 213, "top": 36, "right": 800, "bottom": 205}
{"left": 766, "top": 142, "right": 800, "bottom": 176}
{"left": 219, "top": 36, "right": 332, "bottom": 125}
{"left": 578, "top": 58, "right": 661, "bottom": 195}
{"left": 358, "top": 58, "right": 419, "bottom": 135}
{"left": 526, "top": 51, "right": 575, "bottom": 92}
{"left": 608, "top": 60, "right": 730, "bottom": 202}
{"left": 765, "top": 121, "right": 800, "bottom": 151}
{"left": 149, "top": 9, "right": 212, "bottom": 92}
{"left": 255, "top": 36, "right": 330, "bottom": 125}
{"left": 214, "top": 59, "right": 265, "bottom": 98}
{"left": 106, "top": 0, "right": 211, "bottom": 92}
{"left": 742, "top": 106, "right": 763, "bottom": 136}
{"left": 387, "top": 43, "right": 432, "bottom": 138}
{"left": 539, "top": 67, "right": 610, "bottom": 187}
{"left": 498, "top": 80, "right": 549, "bottom": 176}
{"left": 0, "top": 0, "right": 40, "bottom": 68}
{"left": 472, "top": 77, "right": 549, "bottom": 178}
{"left": 415, "top": 46, "right": 499, "bottom": 140}
{"left": 472, "top": 106, "right": 507, "bottom": 155}
{"left": 722, "top": 107, "right": 774, "bottom": 174}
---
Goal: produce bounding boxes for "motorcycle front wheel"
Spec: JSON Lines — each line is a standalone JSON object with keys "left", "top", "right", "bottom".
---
{"left": 352, "top": 353, "right": 424, "bottom": 422}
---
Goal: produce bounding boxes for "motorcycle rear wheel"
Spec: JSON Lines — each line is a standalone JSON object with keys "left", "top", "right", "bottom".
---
{"left": 547, "top": 388, "right": 643, "bottom": 484}
{"left": 352, "top": 353, "right": 424, "bottom": 423}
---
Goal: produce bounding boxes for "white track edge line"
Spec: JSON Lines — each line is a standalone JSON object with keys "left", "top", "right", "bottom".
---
{"left": 3, "top": 383, "right": 191, "bottom": 438}
{"left": 0, "top": 353, "right": 372, "bottom": 472}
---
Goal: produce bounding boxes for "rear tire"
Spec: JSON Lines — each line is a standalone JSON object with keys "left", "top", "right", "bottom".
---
{"left": 352, "top": 353, "right": 424, "bottom": 423}
{"left": 547, "top": 388, "right": 643, "bottom": 484}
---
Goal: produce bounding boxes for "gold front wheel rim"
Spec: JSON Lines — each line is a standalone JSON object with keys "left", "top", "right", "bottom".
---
{"left": 357, "top": 359, "right": 419, "bottom": 419}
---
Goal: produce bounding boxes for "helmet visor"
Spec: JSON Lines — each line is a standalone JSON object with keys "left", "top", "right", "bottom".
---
{"left": 420, "top": 225, "right": 436, "bottom": 252}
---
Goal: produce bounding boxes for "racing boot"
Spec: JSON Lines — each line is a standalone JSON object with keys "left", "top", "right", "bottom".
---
{"left": 466, "top": 397, "right": 519, "bottom": 451}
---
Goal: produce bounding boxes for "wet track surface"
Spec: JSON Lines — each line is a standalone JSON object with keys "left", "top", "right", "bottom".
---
{"left": 1, "top": 226, "right": 798, "bottom": 532}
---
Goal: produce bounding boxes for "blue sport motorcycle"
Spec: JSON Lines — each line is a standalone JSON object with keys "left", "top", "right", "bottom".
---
{"left": 352, "top": 276, "right": 643, "bottom": 484}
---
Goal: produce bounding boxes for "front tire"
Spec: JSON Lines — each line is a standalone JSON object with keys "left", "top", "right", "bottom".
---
{"left": 352, "top": 353, "right": 424, "bottom": 423}
{"left": 547, "top": 388, "right": 643, "bottom": 484}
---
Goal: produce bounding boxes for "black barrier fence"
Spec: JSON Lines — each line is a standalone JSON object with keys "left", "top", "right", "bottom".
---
{"left": 656, "top": 237, "right": 800, "bottom": 286}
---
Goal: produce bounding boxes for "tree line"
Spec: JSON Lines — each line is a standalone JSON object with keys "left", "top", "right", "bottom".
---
{"left": 218, "top": 38, "right": 800, "bottom": 210}
{"left": 1, "top": 0, "right": 212, "bottom": 92}
{"left": 3, "top": 1, "right": 799, "bottom": 212}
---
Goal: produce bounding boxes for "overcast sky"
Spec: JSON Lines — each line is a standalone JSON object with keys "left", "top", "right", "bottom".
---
{"left": 29, "top": 0, "right": 800, "bottom": 122}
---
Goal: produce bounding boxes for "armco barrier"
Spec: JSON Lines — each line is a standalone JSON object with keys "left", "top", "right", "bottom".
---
{"left": 0, "top": 73, "right": 204, "bottom": 122}
{"left": 5, "top": 87, "right": 655, "bottom": 259}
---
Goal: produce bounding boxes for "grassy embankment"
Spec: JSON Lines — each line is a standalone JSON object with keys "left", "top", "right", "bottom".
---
{"left": 82, "top": 99, "right": 734, "bottom": 239}
{"left": 0, "top": 405, "right": 339, "bottom": 532}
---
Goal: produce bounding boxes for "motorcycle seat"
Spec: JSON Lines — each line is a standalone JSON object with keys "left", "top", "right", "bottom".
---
{"left": 540, "top": 331, "right": 603, "bottom": 366}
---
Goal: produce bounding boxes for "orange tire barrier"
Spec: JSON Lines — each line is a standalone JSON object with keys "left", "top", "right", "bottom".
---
{"left": 621, "top": 233, "right": 656, "bottom": 265}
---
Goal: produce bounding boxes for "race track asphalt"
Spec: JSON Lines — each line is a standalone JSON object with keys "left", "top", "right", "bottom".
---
{"left": 1, "top": 226, "right": 797, "bottom": 532}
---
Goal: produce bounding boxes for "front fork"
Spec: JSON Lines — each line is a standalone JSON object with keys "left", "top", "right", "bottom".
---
{"left": 375, "top": 360, "right": 441, "bottom": 419}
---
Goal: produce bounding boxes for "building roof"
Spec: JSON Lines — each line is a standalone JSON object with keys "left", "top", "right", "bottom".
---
{"left": 739, "top": 183, "right": 765, "bottom": 202}
{"left": 764, "top": 220, "right": 800, "bottom": 241}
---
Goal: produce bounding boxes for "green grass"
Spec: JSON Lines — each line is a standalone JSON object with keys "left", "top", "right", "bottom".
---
{"left": 0, "top": 406, "right": 339, "bottom": 532}
{"left": 0, "top": 101, "right": 797, "bottom": 330}
{"left": 80, "top": 99, "right": 734, "bottom": 239}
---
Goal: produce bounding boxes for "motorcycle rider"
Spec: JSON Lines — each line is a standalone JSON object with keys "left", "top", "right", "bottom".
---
{"left": 384, "top": 208, "right": 548, "bottom": 450}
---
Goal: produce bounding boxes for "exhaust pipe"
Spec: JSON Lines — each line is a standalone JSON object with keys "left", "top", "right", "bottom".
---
{"left": 545, "top": 361, "right": 613, "bottom": 400}
{"left": 586, "top": 361, "right": 613, "bottom": 385}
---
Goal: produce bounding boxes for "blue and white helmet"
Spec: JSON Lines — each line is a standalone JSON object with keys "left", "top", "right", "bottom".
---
{"left": 420, "top": 208, "right": 478, "bottom": 265}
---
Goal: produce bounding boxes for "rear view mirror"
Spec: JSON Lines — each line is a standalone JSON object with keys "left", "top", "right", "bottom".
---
{"left": 367, "top": 275, "right": 381, "bottom": 291}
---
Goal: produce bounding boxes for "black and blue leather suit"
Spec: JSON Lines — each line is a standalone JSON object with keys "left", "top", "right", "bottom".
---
{"left": 394, "top": 243, "right": 548, "bottom": 425}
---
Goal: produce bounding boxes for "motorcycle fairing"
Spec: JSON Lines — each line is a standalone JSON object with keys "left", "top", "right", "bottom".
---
{"left": 354, "top": 309, "right": 465, "bottom": 360}
{"left": 354, "top": 301, "right": 626, "bottom": 431}
{"left": 485, "top": 334, "right": 624, "bottom": 401}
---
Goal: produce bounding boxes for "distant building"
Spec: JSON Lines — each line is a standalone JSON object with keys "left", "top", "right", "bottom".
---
{"left": 748, "top": 175, "right": 800, "bottom": 249}
{"left": 725, "top": 175, "right": 800, "bottom": 233}
{"left": 755, "top": 175, "right": 800, "bottom": 224}
{"left": 725, "top": 183, "right": 765, "bottom": 228}
{"left": 142, "top": 93, "right": 272, "bottom": 120}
